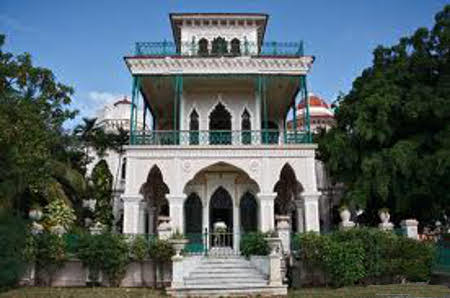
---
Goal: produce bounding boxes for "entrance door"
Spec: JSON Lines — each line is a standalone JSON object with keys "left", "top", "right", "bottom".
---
{"left": 209, "top": 187, "right": 233, "bottom": 248}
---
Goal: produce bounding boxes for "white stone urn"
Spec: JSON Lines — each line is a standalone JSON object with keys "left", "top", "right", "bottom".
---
{"left": 339, "top": 206, "right": 355, "bottom": 229}
{"left": 265, "top": 237, "right": 280, "bottom": 256}
{"left": 339, "top": 208, "right": 351, "bottom": 223}
{"left": 378, "top": 209, "right": 394, "bottom": 230}
{"left": 379, "top": 210, "right": 390, "bottom": 223}
{"left": 29, "top": 209, "right": 43, "bottom": 221}
{"left": 169, "top": 239, "right": 189, "bottom": 258}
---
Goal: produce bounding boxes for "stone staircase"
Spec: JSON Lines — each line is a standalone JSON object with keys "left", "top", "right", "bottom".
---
{"left": 168, "top": 256, "right": 287, "bottom": 297}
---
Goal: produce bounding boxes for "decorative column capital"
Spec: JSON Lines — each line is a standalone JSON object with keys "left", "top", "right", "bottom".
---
{"left": 121, "top": 194, "right": 143, "bottom": 204}
{"left": 257, "top": 192, "right": 277, "bottom": 201}
{"left": 302, "top": 192, "right": 321, "bottom": 202}
{"left": 165, "top": 194, "right": 187, "bottom": 204}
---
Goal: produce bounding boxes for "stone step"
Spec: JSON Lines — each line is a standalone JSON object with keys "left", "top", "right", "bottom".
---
{"left": 167, "top": 286, "right": 287, "bottom": 297}
{"left": 190, "top": 268, "right": 258, "bottom": 274}
{"left": 183, "top": 281, "right": 269, "bottom": 287}
{"left": 188, "top": 272, "right": 265, "bottom": 278}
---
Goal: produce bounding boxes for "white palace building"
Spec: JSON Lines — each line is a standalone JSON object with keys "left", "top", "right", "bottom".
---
{"left": 118, "top": 12, "right": 323, "bottom": 296}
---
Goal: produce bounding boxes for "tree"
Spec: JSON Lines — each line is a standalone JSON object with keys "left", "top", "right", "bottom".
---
{"left": 0, "top": 34, "right": 77, "bottom": 211}
{"left": 318, "top": 5, "right": 450, "bottom": 224}
{"left": 91, "top": 159, "right": 114, "bottom": 228}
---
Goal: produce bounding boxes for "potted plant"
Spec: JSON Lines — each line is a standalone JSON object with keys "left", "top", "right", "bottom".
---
{"left": 29, "top": 203, "right": 43, "bottom": 221}
{"left": 264, "top": 230, "right": 280, "bottom": 255}
{"left": 378, "top": 208, "right": 390, "bottom": 224}
{"left": 168, "top": 230, "right": 188, "bottom": 257}
{"left": 338, "top": 205, "right": 351, "bottom": 223}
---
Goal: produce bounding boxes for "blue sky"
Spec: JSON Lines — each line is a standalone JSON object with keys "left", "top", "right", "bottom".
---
{"left": 1, "top": 0, "right": 448, "bottom": 127}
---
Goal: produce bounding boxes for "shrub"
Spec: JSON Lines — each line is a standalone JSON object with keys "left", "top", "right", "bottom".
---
{"left": 0, "top": 212, "right": 27, "bottom": 288}
{"left": 323, "top": 240, "right": 365, "bottom": 287}
{"left": 148, "top": 239, "right": 174, "bottom": 288}
{"left": 35, "top": 232, "right": 67, "bottom": 285}
{"left": 295, "top": 228, "right": 435, "bottom": 287}
{"left": 77, "top": 232, "right": 129, "bottom": 287}
{"left": 240, "top": 232, "right": 270, "bottom": 257}
{"left": 90, "top": 160, "right": 114, "bottom": 228}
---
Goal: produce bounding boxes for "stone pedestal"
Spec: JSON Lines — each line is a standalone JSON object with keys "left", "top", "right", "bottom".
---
{"left": 257, "top": 193, "right": 276, "bottom": 232}
{"left": 166, "top": 194, "right": 187, "bottom": 233}
{"left": 122, "top": 195, "right": 143, "bottom": 234}
{"left": 339, "top": 221, "right": 356, "bottom": 230}
{"left": 303, "top": 193, "right": 321, "bottom": 232}
{"left": 378, "top": 222, "right": 394, "bottom": 231}
{"left": 401, "top": 219, "right": 419, "bottom": 239}
{"left": 275, "top": 215, "right": 291, "bottom": 255}
{"left": 269, "top": 254, "right": 282, "bottom": 286}
{"left": 171, "top": 255, "right": 184, "bottom": 288}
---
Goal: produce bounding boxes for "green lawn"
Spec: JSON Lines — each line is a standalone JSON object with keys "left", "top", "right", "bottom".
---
{"left": 290, "top": 284, "right": 450, "bottom": 297}
{"left": 1, "top": 285, "right": 449, "bottom": 298}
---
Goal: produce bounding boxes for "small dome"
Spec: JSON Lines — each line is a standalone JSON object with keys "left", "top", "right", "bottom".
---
{"left": 297, "top": 95, "right": 330, "bottom": 109}
{"left": 113, "top": 96, "right": 132, "bottom": 106}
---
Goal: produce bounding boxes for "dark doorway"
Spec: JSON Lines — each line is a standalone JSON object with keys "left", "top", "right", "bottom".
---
{"left": 209, "top": 187, "right": 233, "bottom": 247}
{"left": 184, "top": 193, "right": 202, "bottom": 234}
{"left": 240, "top": 192, "right": 258, "bottom": 233}
{"left": 209, "top": 102, "right": 232, "bottom": 144}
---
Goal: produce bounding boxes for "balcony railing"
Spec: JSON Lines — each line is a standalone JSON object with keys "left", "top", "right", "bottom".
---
{"left": 134, "top": 41, "right": 304, "bottom": 57}
{"left": 131, "top": 130, "right": 309, "bottom": 146}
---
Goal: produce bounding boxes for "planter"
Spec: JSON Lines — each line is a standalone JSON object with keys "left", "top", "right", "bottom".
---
{"left": 29, "top": 209, "right": 43, "bottom": 221}
{"left": 265, "top": 237, "right": 280, "bottom": 256}
{"left": 169, "top": 239, "right": 189, "bottom": 257}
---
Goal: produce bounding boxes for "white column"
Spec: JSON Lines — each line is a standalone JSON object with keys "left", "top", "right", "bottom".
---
{"left": 166, "top": 194, "right": 187, "bottom": 233}
{"left": 303, "top": 193, "right": 321, "bottom": 232}
{"left": 233, "top": 202, "right": 240, "bottom": 253}
{"left": 257, "top": 193, "right": 276, "bottom": 232}
{"left": 294, "top": 200, "right": 304, "bottom": 233}
{"left": 148, "top": 206, "right": 156, "bottom": 234}
{"left": 138, "top": 201, "right": 146, "bottom": 234}
{"left": 122, "top": 195, "right": 143, "bottom": 234}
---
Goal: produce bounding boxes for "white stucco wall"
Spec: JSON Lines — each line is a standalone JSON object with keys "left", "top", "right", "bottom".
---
{"left": 181, "top": 89, "right": 259, "bottom": 131}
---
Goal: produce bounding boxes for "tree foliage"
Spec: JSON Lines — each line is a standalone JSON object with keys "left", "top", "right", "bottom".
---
{"left": 0, "top": 34, "right": 77, "bottom": 210}
{"left": 91, "top": 159, "right": 114, "bottom": 228}
{"left": 318, "top": 6, "right": 450, "bottom": 223}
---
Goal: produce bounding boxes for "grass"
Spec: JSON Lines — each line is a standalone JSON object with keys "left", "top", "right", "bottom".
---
{"left": 1, "top": 285, "right": 449, "bottom": 298}
{"left": 290, "top": 284, "right": 450, "bottom": 297}
{"left": 0, "top": 287, "right": 166, "bottom": 298}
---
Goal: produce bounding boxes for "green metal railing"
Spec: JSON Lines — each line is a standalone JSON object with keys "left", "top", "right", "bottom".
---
{"left": 131, "top": 129, "right": 308, "bottom": 146}
{"left": 134, "top": 41, "right": 304, "bottom": 57}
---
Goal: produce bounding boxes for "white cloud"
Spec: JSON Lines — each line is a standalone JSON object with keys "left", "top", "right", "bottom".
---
{"left": 88, "top": 91, "right": 121, "bottom": 106}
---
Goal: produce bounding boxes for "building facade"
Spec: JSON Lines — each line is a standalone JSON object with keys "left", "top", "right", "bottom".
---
{"left": 121, "top": 13, "right": 322, "bottom": 250}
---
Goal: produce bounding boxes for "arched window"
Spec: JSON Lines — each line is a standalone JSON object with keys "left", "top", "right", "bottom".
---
{"left": 211, "top": 37, "right": 228, "bottom": 56}
{"left": 241, "top": 109, "right": 251, "bottom": 145}
{"left": 230, "top": 38, "right": 241, "bottom": 56}
{"left": 198, "top": 38, "right": 208, "bottom": 56}
{"left": 189, "top": 109, "right": 199, "bottom": 145}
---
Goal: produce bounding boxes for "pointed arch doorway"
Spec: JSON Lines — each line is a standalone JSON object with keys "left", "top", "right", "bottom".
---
{"left": 209, "top": 186, "right": 233, "bottom": 248}
{"left": 209, "top": 102, "right": 232, "bottom": 145}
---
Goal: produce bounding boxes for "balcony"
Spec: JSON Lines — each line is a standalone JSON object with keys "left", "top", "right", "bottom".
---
{"left": 133, "top": 41, "right": 304, "bottom": 57}
{"left": 130, "top": 130, "right": 310, "bottom": 146}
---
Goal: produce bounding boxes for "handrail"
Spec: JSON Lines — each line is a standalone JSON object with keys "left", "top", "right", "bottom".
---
{"left": 134, "top": 41, "right": 304, "bottom": 57}
{"left": 131, "top": 129, "right": 309, "bottom": 145}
